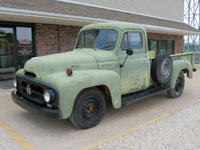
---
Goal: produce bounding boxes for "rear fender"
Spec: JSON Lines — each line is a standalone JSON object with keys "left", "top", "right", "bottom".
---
{"left": 168, "top": 60, "right": 193, "bottom": 88}
{"left": 42, "top": 70, "right": 121, "bottom": 119}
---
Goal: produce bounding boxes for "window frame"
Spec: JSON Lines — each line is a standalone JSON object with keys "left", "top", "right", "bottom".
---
{"left": 148, "top": 39, "right": 174, "bottom": 55}
{"left": 120, "top": 31, "right": 144, "bottom": 51}
{"left": 0, "top": 21, "right": 35, "bottom": 77}
{"left": 166, "top": 40, "right": 174, "bottom": 54}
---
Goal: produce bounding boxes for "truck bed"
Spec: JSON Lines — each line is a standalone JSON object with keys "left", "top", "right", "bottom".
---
{"left": 171, "top": 52, "right": 195, "bottom": 68}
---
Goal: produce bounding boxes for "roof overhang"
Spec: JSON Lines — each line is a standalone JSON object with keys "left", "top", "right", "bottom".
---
{"left": 0, "top": 7, "right": 199, "bottom": 35}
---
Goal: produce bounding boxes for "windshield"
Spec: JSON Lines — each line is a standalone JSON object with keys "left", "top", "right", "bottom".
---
{"left": 76, "top": 29, "right": 118, "bottom": 50}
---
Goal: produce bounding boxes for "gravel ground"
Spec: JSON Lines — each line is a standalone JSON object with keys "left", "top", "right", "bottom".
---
{"left": 92, "top": 102, "right": 200, "bottom": 150}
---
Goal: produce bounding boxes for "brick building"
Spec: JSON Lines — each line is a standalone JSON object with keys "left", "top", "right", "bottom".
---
{"left": 0, "top": 0, "right": 199, "bottom": 81}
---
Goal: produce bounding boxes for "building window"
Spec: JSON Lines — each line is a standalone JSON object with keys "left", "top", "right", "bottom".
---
{"left": 0, "top": 27, "right": 15, "bottom": 80}
{"left": 167, "top": 40, "right": 173, "bottom": 54}
{"left": 148, "top": 39, "right": 174, "bottom": 55}
{"left": 0, "top": 23, "right": 35, "bottom": 81}
{"left": 148, "top": 40, "right": 158, "bottom": 54}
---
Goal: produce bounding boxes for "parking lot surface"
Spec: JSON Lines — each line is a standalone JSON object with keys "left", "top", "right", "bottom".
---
{"left": 92, "top": 101, "right": 200, "bottom": 150}
{"left": 0, "top": 70, "right": 200, "bottom": 150}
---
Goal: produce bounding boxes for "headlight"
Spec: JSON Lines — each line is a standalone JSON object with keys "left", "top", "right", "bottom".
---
{"left": 13, "top": 79, "right": 17, "bottom": 88}
{"left": 44, "top": 89, "right": 55, "bottom": 103}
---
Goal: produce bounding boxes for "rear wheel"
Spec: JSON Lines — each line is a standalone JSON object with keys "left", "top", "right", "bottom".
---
{"left": 167, "top": 71, "right": 185, "bottom": 98}
{"left": 69, "top": 88, "right": 106, "bottom": 129}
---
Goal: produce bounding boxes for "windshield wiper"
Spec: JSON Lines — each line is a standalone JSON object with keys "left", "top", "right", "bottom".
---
{"left": 94, "top": 44, "right": 113, "bottom": 50}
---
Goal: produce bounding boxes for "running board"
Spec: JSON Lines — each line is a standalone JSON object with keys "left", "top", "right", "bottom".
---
{"left": 121, "top": 86, "right": 170, "bottom": 105}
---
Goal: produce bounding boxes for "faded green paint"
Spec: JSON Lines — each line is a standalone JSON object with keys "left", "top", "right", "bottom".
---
{"left": 42, "top": 70, "right": 121, "bottom": 119}
{"left": 148, "top": 51, "right": 156, "bottom": 59}
{"left": 168, "top": 53, "right": 194, "bottom": 88}
{"left": 16, "top": 69, "right": 25, "bottom": 75}
{"left": 24, "top": 51, "right": 99, "bottom": 78}
{"left": 117, "top": 28, "right": 150, "bottom": 94}
{"left": 16, "top": 22, "right": 194, "bottom": 119}
{"left": 171, "top": 52, "right": 195, "bottom": 68}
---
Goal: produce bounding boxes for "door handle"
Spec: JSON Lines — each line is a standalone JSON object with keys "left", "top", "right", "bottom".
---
{"left": 101, "top": 64, "right": 117, "bottom": 67}
{"left": 71, "top": 65, "right": 80, "bottom": 68}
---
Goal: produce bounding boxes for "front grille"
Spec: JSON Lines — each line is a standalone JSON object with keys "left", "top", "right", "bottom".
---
{"left": 16, "top": 75, "right": 58, "bottom": 108}
{"left": 18, "top": 80, "right": 45, "bottom": 105}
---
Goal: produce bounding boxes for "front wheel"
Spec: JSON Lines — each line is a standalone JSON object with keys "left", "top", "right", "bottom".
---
{"left": 167, "top": 71, "right": 185, "bottom": 98}
{"left": 69, "top": 88, "right": 106, "bottom": 129}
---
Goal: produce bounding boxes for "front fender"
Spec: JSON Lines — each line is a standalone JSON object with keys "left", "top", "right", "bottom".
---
{"left": 168, "top": 59, "right": 193, "bottom": 88}
{"left": 42, "top": 70, "right": 121, "bottom": 119}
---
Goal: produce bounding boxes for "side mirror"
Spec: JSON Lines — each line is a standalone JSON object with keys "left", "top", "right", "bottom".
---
{"left": 126, "top": 49, "right": 133, "bottom": 55}
{"left": 120, "top": 49, "right": 134, "bottom": 68}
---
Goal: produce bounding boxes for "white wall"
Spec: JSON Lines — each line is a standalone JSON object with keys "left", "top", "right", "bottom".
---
{"left": 61, "top": 0, "right": 184, "bottom": 22}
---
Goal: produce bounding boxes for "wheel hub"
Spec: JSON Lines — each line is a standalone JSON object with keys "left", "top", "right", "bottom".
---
{"left": 83, "top": 98, "right": 99, "bottom": 119}
{"left": 175, "top": 76, "right": 184, "bottom": 91}
{"left": 85, "top": 103, "right": 93, "bottom": 113}
{"left": 161, "top": 61, "right": 170, "bottom": 76}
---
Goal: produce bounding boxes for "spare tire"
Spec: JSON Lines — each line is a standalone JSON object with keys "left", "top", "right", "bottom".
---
{"left": 151, "top": 54, "right": 173, "bottom": 85}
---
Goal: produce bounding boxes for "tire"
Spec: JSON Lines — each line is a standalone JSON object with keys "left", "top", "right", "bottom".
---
{"left": 167, "top": 71, "right": 185, "bottom": 98}
{"left": 151, "top": 54, "right": 173, "bottom": 85}
{"left": 69, "top": 88, "right": 106, "bottom": 129}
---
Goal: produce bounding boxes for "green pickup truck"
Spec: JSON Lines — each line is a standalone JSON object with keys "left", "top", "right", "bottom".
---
{"left": 12, "top": 22, "right": 195, "bottom": 129}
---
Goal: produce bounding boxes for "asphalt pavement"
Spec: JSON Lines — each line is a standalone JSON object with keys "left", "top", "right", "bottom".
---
{"left": 0, "top": 70, "right": 199, "bottom": 150}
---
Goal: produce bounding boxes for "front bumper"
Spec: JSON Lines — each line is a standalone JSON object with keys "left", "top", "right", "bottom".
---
{"left": 11, "top": 91, "right": 59, "bottom": 118}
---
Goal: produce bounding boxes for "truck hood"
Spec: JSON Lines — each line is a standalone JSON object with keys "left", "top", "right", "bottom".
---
{"left": 24, "top": 50, "right": 98, "bottom": 78}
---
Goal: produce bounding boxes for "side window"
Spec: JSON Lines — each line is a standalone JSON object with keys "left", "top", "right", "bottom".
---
{"left": 121, "top": 33, "right": 128, "bottom": 50}
{"left": 121, "top": 32, "right": 143, "bottom": 50}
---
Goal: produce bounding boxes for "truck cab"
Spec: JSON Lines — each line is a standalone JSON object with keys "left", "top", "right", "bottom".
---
{"left": 75, "top": 23, "right": 150, "bottom": 94}
{"left": 12, "top": 22, "right": 195, "bottom": 129}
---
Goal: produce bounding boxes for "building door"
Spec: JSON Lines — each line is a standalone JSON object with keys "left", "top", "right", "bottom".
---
{"left": 0, "top": 24, "right": 35, "bottom": 81}
{"left": 16, "top": 27, "right": 34, "bottom": 70}
{"left": 0, "top": 27, "right": 15, "bottom": 80}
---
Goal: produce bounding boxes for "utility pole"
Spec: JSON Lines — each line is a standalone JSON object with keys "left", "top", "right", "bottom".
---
{"left": 199, "top": 0, "right": 200, "bottom": 51}
{"left": 184, "top": 0, "right": 200, "bottom": 52}
{"left": 188, "top": 0, "right": 191, "bottom": 51}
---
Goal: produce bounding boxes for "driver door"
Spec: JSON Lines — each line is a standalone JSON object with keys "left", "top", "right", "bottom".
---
{"left": 119, "top": 30, "right": 150, "bottom": 95}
